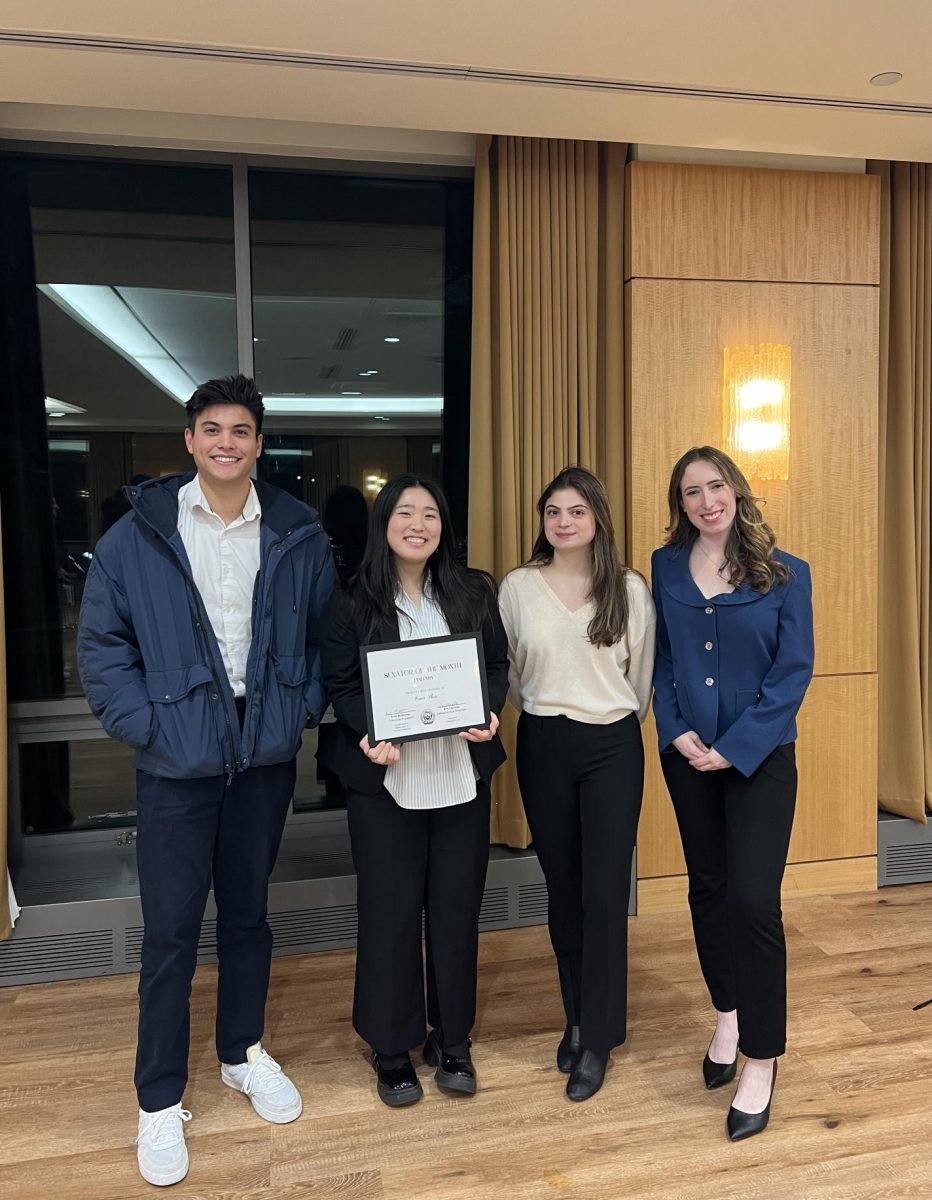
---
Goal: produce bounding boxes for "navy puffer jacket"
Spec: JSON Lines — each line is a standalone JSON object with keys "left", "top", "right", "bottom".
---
{"left": 77, "top": 473, "right": 337, "bottom": 780}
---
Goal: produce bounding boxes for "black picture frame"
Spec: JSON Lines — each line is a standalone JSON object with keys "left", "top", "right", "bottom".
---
{"left": 360, "top": 630, "right": 490, "bottom": 746}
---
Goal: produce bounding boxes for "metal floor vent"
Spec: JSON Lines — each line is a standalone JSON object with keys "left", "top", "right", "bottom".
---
{"left": 2, "top": 845, "right": 569, "bottom": 987}
{"left": 478, "top": 886, "right": 510, "bottom": 928}
{"left": 0, "top": 929, "right": 114, "bottom": 980}
{"left": 518, "top": 882, "right": 550, "bottom": 921}
{"left": 878, "top": 812, "right": 932, "bottom": 886}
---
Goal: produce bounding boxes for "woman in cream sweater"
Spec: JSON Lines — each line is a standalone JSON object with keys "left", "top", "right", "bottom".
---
{"left": 498, "top": 466, "right": 655, "bottom": 1102}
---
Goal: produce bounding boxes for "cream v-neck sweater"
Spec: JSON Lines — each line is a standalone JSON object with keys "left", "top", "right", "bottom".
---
{"left": 498, "top": 565, "right": 656, "bottom": 725}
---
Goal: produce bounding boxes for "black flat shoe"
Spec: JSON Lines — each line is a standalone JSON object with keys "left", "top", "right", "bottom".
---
{"left": 703, "top": 1039, "right": 738, "bottom": 1089}
{"left": 566, "top": 1048, "right": 609, "bottom": 1102}
{"left": 557, "top": 1025, "right": 582, "bottom": 1074}
{"left": 727, "top": 1060, "right": 778, "bottom": 1142}
{"left": 423, "top": 1029, "right": 477, "bottom": 1095}
{"left": 371, "top": 1050, "right": 423, "bottom": 1108}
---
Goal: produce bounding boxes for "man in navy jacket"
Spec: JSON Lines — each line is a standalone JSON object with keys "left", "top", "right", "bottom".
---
{"left": 78, "top": 375, "right": 336, "bottom": 1188}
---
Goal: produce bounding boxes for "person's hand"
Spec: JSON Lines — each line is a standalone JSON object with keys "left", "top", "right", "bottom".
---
{"left": 673, "top": 731, "right": 708, "bottom": 761}
{"left": 689, "top": 747, "right": 731, "bottom": 772}
{"left": 458, "top": 712, "right": 500, "bottom": 743}
{"left": 359, "top": 735, "right": 401, "bottom": 765}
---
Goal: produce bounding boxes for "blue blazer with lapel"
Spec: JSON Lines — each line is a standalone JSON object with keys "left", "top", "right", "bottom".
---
{"left": 651, "top": 543, "right": 814, "bottom": 778}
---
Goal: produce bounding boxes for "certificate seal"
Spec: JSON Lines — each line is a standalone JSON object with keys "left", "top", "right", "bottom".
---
{"left": 420, "top": 709, "right": 436, "bottom": 726}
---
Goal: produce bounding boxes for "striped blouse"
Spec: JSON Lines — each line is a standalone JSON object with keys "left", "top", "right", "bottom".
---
{"left": 383, "top": 586, "right": 479, "bottom": 811}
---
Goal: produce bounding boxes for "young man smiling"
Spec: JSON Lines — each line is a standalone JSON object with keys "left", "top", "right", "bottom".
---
{"left": 78, "top": 375, "right": 336, "bottom": 1187}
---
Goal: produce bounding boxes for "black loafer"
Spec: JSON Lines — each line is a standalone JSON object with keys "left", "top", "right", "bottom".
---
{"left": 727, "top": 1059, "right": 777, "bottom": 1142}
{"left": 557, "top": 1025, "right": 582, "bottom": 1074}
{"left": 703, "top": 1040, "right": 738, "bottom": 1089}
{"left": 423, "top": 1029, "right": 477, "bottom": 1095}
{"left": 371, "top": 1050, "right": 423, "bottom": 1108}
{"left": 566, "top": 1048, "right": 609, "bottom": 1102}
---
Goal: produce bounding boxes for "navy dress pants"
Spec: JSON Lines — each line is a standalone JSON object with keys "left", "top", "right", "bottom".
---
{"left": 660, "top": 742, "right": 797, "bottom": 1059}
{"left": 134, "top": 759, "right": 295, "bottom": 1112}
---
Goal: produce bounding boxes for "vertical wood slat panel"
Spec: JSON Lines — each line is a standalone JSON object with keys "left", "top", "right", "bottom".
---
{"left": 625, "top": 163, "right": 879, "bottom": 881}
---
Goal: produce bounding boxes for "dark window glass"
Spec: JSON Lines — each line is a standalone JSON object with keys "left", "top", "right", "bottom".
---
{"left": 248, "top": 169, "right": 468, "bottom": 538}
{"left": 0, "top": 155, "right": 237, "bottom": 835}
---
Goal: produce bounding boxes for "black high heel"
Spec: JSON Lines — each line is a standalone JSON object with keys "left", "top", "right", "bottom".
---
{"left": 702, "top": 1039, "right": 738, "bottom": 1089}
{"left": 727, "top": 1059, "right": 777, "bottom": 1142}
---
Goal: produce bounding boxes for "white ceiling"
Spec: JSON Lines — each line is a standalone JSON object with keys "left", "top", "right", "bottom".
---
{"left": 1, "top": 1, "right": 932, "bottom": 162}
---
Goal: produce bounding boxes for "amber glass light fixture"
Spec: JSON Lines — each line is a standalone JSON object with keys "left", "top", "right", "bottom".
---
{"left": 722, "top": 343, "right": 791, "bottom": 481}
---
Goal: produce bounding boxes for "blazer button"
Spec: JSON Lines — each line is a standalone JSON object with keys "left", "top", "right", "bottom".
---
{"left": 705, "top": 606, "right": 713, "bottom": 615}
{"left": 705, "top": 641, "right": 713, "bottom": 650}
{"left": 704, "top": 677, "right": 714, "bottom": 686}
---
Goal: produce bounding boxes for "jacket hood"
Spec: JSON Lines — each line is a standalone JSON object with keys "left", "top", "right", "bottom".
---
{"left": 125, "top": 472, "right": 321, "bottom": 541}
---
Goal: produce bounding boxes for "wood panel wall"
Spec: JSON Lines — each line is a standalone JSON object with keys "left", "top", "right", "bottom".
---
{"left": 626, "top": 161, "right": 880, "bottom": 888}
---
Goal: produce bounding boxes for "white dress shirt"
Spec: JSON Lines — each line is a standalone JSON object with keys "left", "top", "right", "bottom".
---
{"left": 383, "top": 585, "right": 478, "bottom": 811}
{"left": 177, "top": 477, "right": 262, "bottom": 698}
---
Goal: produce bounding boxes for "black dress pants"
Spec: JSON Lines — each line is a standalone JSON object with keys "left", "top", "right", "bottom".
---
{"left": 660, "top": 742, "right": 797, "bottom": 1059}
{"left": 346, "top": 783, "right": 491, "bottom": 1056}
{"left": 516, "top": 712, "right": 644, "bottom": 1055}
{"left": 134, "top": 759, "right": 295, "bottom": 1112}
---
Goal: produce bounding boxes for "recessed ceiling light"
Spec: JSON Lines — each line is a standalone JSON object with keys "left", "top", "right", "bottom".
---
{"left": 384, "top": 337, "right": 401, "bottom": 343}
{"left": 869, "top": 71, "right": 903, "bottom": 86}
{"left": 342, "top": 391, "right": 362, "bottom": 396}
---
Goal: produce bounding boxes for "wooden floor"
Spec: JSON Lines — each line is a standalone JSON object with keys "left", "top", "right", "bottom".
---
{"left": 2, "top": 884, "right": 931, "bottom": 1200}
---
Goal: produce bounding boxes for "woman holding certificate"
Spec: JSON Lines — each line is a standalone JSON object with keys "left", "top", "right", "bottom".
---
{"left": 498, "top": 467, "right": 655, "bottom": 1102}
{"left": 319, "top": 474, "right": 509, "bottom": 1108}
{"left": 651, "top": 447, "right": 813, "bottom": 1141}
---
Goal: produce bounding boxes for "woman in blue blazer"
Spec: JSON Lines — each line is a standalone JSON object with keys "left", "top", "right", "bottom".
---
{"left": 652, "top": 446, "right": 814, "bottom": 1143}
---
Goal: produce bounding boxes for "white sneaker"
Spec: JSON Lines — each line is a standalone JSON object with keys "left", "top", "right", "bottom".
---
{"left": 220, "top": 1042, "right": 303, "bottom": 1124}
{"left": 136, "top": 1103, "right": 192, "bottom": 1187}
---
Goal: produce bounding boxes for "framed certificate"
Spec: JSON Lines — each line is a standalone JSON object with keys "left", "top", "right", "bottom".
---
{"left": 360, "top": 631, "right": 490, "bottom": 745}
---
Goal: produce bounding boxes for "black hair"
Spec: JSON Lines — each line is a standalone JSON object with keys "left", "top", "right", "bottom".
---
{"left": 185, "top": 374, "right": 264, "bottom": 434}
{"left": 352, "top": 473, "right": 495, "bottom": 640}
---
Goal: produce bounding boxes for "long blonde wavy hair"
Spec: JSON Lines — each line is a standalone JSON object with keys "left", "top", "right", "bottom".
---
{"left": 664, "top": 446, "right": 788, "bottom": 593}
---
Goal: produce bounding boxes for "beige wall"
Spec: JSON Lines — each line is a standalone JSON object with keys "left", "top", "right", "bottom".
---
{"left": 625, "top": 162, "right": 880, "bottom": 892}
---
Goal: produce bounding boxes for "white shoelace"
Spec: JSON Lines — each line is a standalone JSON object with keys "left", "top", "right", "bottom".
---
{"left": 137, "top": 1106, "right": 192, "bottom": 1148}
{"left": 238, "top": 1049, "right": 285, "bottom": 1096}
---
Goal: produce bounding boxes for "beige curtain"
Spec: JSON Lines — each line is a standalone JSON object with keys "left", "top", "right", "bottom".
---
{"left": 870, "top": 161, "right": 932, "bottom": 822}
{"left": 1, "top": 501, "right": 11, "bottom": 939}
{"left": 469, "top": 135, "right": 628, "bottom": 847}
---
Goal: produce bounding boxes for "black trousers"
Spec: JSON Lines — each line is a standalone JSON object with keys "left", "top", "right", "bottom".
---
{"left": 346, "top": 783, "right": 491, "bottom": 1056}
{"left": 134, "top": 759, "right": 295, "bottom": 1111}
{"left": 516, "top": 712, "right": 644, "bottom": 1055}
{"left": 660, "top": 743, "right": 797, "bottom": 1059}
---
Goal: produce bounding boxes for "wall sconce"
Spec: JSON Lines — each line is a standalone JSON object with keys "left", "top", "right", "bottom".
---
{"left": 722, "top": 343, "right": 791, "bottom": 481}
{"left": 364, "top": 471, "right": 387, "bottom": 497}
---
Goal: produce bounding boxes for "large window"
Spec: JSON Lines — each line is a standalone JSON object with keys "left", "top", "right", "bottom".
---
{"left": 0, "top": 152, "right": 472, "bottom": 852}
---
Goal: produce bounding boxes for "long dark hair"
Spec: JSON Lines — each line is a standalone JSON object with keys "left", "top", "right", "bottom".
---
{"left": 352, "top": 473, "right": 495, "bottom": 640}
{"left": 527, "top": 465, "right": 631, "bottom": 648}
{"left": 665, "top": 446, "right": 788, "bottom": 593}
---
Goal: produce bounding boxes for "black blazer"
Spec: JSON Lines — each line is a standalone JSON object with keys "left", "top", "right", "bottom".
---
{"left": 317, "top": 575, "right": 510, "bottom": 796}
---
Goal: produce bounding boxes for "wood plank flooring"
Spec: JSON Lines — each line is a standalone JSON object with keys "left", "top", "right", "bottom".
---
{"left": 2, "top": 885, "right": 931, "bottom": 1199}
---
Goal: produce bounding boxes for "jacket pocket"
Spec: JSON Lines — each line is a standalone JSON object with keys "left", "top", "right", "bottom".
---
{"left": 137, "top": 665, "right": 226, "bottom": 778}
{"left": 253, "top": 653, "right": 309, "bottom": 766}
{"left": 733, "top": 688, "right": 761, "bottom": 724}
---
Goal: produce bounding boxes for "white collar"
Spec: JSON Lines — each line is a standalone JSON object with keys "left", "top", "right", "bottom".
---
{"left": 185, "top": 475, "right": 261, "bottom": 523}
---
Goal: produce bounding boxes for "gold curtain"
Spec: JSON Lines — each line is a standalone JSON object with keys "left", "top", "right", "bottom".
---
{"left": 870, "top": 161, "right": 932, "bottom": 822}
{"left": 469, "top": 135, "right": 628, "bottom": 847}
{"left": 1, "top": 501, "right": 11, "bottom": 939}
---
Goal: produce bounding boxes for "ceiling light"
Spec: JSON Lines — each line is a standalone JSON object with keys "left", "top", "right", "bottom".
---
{"left": 45, "top": 396, "right": 87, "bottom": 416}
{"left": 39, "top": 284, "right": 196, "bottom": 402}
{"left": 342, "top": 391, "right": 362, "bottom": 396}
{"left": 384, "top": 337, "right": 401, "bottom": 344}
{"left": 869, "top": 71, "right": 903, "bottom": 86}
{"left": 263, "top": 396, "right": 442, "bottom": 417}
